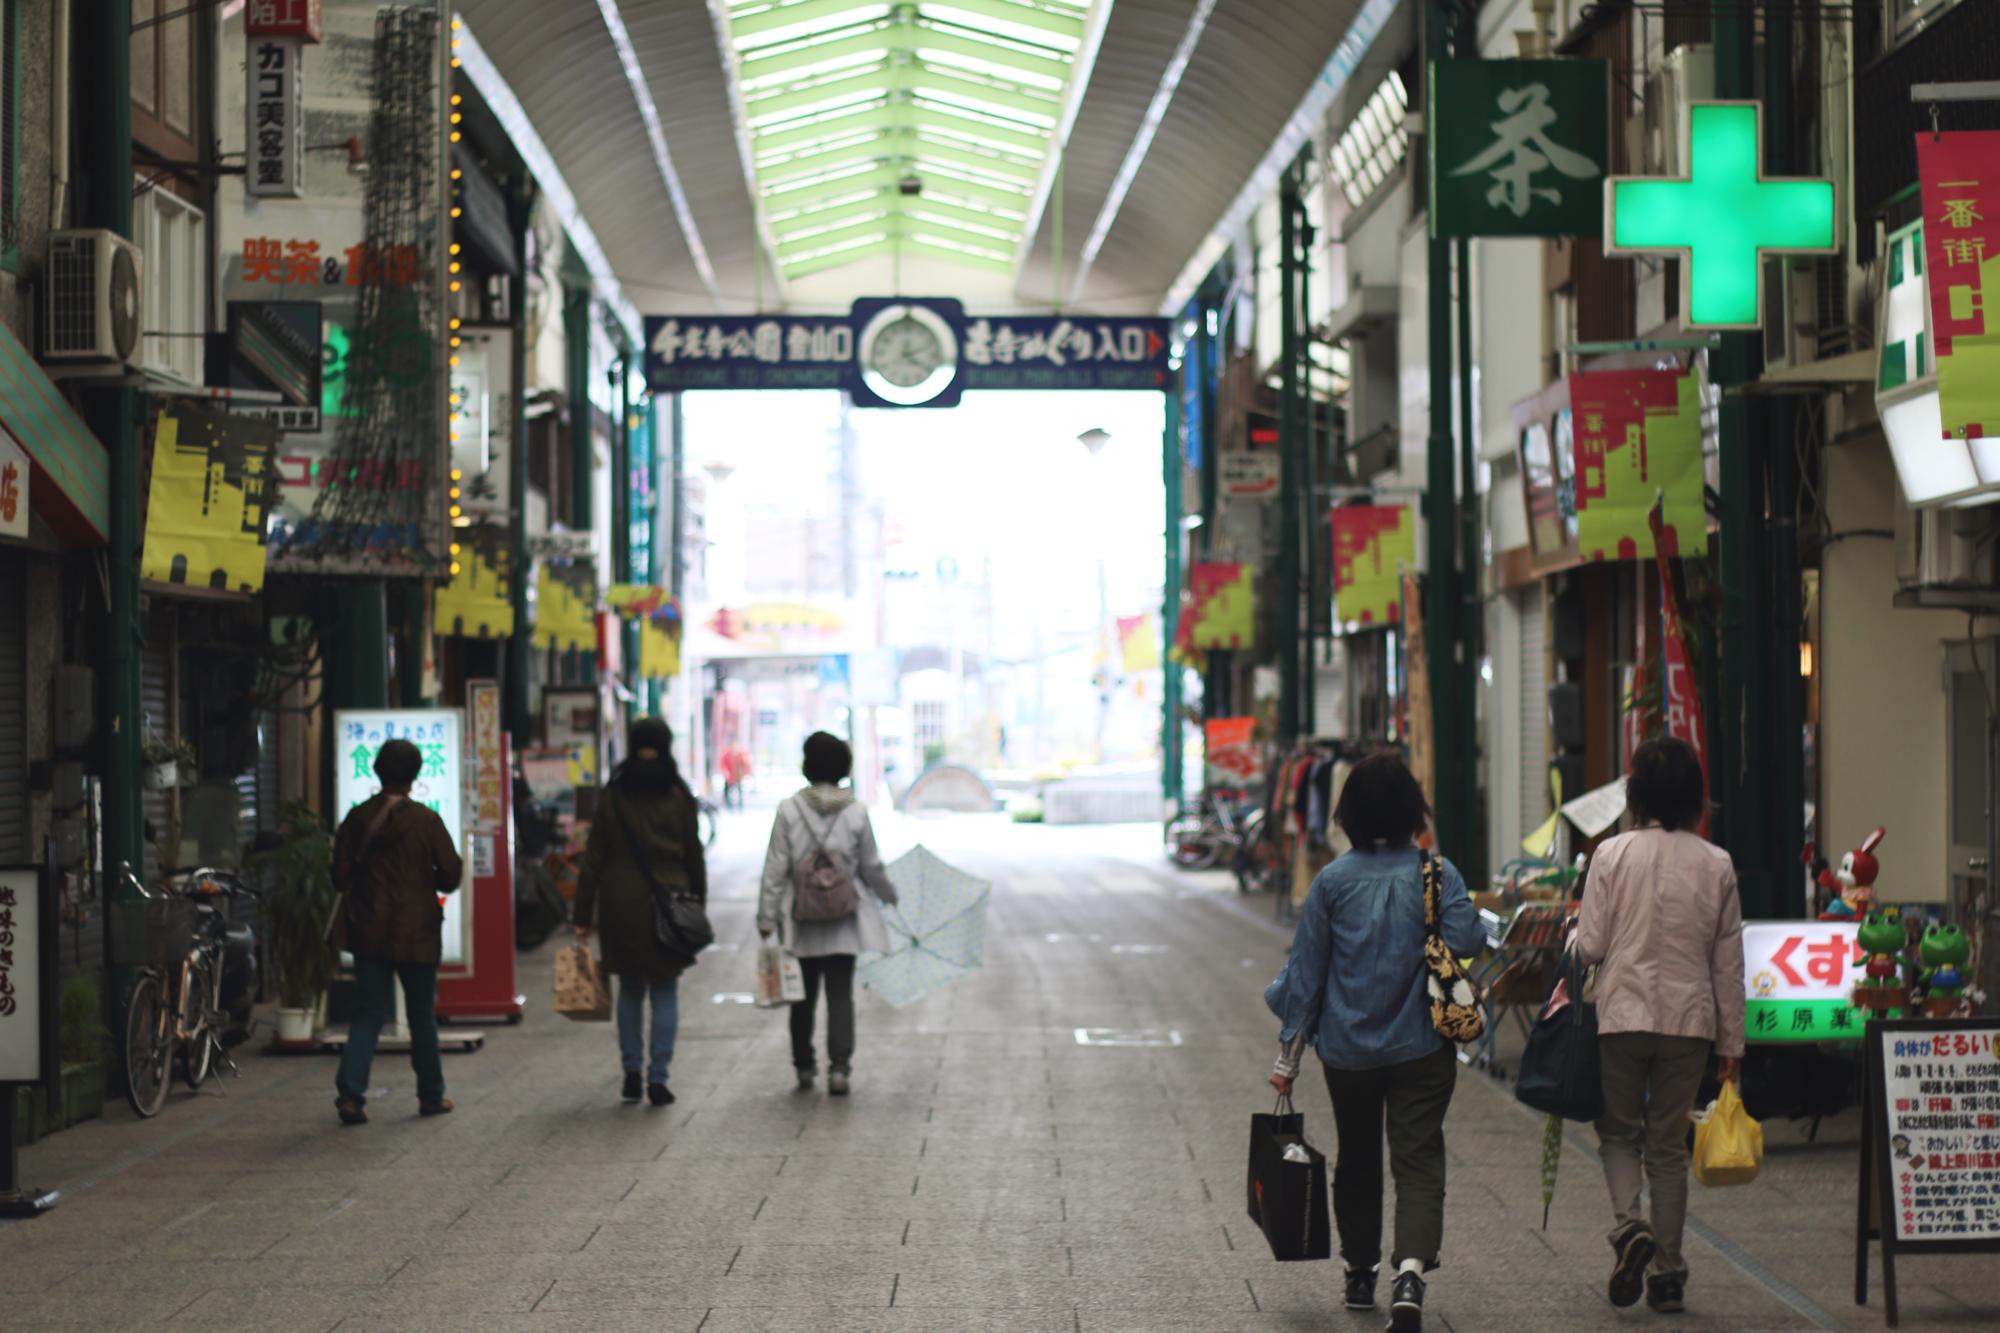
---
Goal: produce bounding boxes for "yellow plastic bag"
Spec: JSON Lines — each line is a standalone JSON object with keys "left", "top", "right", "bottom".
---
{"left": 1691, "top": 1080, "right": 1763, "bottom": 1187}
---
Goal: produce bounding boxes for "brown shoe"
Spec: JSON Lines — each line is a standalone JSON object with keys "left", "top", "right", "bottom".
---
{"left": 336, "top": 1099, "right": 368, "bottom": 1126}
{"left": 419, "top": 1097, "right": 454, "bottom": 1117}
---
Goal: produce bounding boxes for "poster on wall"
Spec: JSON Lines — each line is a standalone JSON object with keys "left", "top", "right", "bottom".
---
{"left": 1917, "top": 133, "right": 2000, "bottom": 444}
{"left": 1568, "top": 368, "right": 1707, "bottom": 562}
{"left": 333, "top": 710, "right": 469, "bottom": 966}
{"left": 1331, "top": 504, "right": 1415, "bottom": 627}
{"left": 139, "top": 403, "right": 278, "bottom": 595}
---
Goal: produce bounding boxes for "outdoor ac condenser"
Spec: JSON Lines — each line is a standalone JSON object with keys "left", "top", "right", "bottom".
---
{"left": 44, "top": 228, "right": 142, "bottom": 365}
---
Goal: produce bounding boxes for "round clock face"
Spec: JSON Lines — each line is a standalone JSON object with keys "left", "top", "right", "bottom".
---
{"left": 869, "top": 314, "right": 944, "bottom": 388}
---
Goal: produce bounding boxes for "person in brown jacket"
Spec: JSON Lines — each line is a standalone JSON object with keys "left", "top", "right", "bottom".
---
{"left": 331, "top": 738, "right": 464, "bottom": 1126}
{"left": 574, "top": 718, "right": 707, "bottom": 1107}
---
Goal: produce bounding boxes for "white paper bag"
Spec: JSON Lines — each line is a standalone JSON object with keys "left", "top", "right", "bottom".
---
{"left": 755, "top": 942, "right": 807, "bottom": 1008}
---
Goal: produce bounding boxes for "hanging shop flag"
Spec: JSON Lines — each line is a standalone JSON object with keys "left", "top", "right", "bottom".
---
{"left": 434, "top": 520, "right": 513, "bottom": 640}
{"left": 1185, "top": 563, "right": 1256, "bottom": 650}
{"left": 246, "top": 36, "right": 306, "bottom": 200}
{"left": 1567, "top": 368, "right": 1706, "bottom": 561}
{"left": 533, "top": 562, "right": 594, "bottom": 653}
{"left": 1917, "top": 132, "right": 2000, "bottom": 443}
{"left": 1428, "top": 59, "right": 1609, "bottom": 238}
{"left": 1651, "top": 501, "right": 1710, "bottom": 837}
{"left": 140, "top": 403, "right": 277, "bottom": 595}
{"left": 638, "top": 615, "right": 682, "bottom": 683}
{"left": 1203, "top": 717, "right": 1263, "bottom": 786}
{"left": 1116, "top": 615, "right": 1160, "bottom": 673}
{"left": 606, "top": 584, "right": 674, "bottom": 617}
{"left": 1332, "top": 505, "right": 1415, "bottom": 627}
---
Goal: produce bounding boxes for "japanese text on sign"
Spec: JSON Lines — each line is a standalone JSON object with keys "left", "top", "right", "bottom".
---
{"left": 334, "top": 710, "right": 468, "bottom": 966}
{"left": 239, "top": 238, "right": 421, "bottom": 288}
{"left": 1743, "top": 920, "right": 1864, "bottom": 1043}
{"left": 0, "top": 869, "right": 42, "bottom": 1081}
{"left": 247, "top": 38, "right": 305, "bottom": 199}
{"left": 1882, "top": 1026, "right": 2000, "bottom": 1240}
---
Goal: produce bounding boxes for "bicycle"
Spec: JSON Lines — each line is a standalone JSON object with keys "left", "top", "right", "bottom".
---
{"left": 119, "top": 862, "right": 257, "bottom": 1119}
{"left": 694, "top": 793, "right": 719, "bottom": 848}
{"left": 1164, "top": 789, "right": 1256, "bottom": 871}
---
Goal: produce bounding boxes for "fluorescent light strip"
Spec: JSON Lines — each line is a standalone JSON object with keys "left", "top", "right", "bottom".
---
{"left": 1066, "top": 0, "right": 1218, "bottom": 304}
{"left": 455, "top": 21, "right": 642, "bottom": 345}
{"left": 708, "top": 0, "right": 790, "bottom": 309}
{"left": 1158, "top": 0, "right": 1398, "bottom": 316}
{"left": 595, "top": 0, "right": 721, "bottom": 302}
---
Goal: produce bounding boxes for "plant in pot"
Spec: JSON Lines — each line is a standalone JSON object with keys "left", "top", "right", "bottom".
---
{"left": 251, "top": 802, "right": 340, "bottom": 1044}
{"left": 58, "top": 977, "right": 110, "bottom": 1128}
{"left": 140, "top": 735, "right": 197, "bottom": 791}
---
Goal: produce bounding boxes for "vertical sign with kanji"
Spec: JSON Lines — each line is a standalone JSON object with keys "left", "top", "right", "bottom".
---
{"left": 246, "top": 36, "right": 305, "bottom": 199}
{"left": 0, "top": 429, "right": 28, "bottom": 540}
{"left": 246, "top": 0, "right": 324, "bottom": 42}
{"left": 1429, "top": 59, "right": 1609, "bottom": 238}
{"left": 1917, "top": 133, "right": 2000, "bottom": 443}
{"left": 1742, "top": 920, "right": 1863, "bottom": 1043}
{"left": 0, "top": 868, "right": 43, "bottom": 1083}
{"left": 1568, "top": 369, "right": 1707, "bottom": 561}
{"left": 466, "top": 682, "right": 503, "bottom": 881}
{"left": 334, "top": 710, "right": 469, "bottom": 966}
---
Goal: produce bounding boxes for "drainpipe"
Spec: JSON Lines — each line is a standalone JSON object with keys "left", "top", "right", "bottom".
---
{"left": 504, "top": 180, "right": 532, "bottom": 743}
{"left": 1277, "top": 157, "right": 1304, "bottom": 746}
{"left": 49, "top": 0, "right": 71, "bottom": 231}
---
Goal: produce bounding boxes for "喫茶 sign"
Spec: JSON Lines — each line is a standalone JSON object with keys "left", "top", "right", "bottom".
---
{"left": 1429, "top": 59, "right": 1608, "bottom": 238}
{"left": 334, "top": 711, "right": 469, "bottom": 967}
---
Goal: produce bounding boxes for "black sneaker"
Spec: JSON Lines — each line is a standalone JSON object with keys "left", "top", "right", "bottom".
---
{"left": 1609, "top": 1222, "right": 1657, "bottom": 1308}
{"left": 1645, "top": 1273, "right": 1685, "bottom": 1314}
{"left": 621, "top": 1072, "right": 642, "bottom": 1103}
{"left": 1387, "top": 1270, "right": 1424, "bottom": 1332}
{"left": 648, "top": 1082, "right": 674, "bottom": 1107}
{"left": 1344, "top": 1265, "right": 1378, "bottom": 1310}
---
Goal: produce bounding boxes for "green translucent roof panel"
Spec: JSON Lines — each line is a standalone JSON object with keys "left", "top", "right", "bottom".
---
{"left": 726, "top": 0, "right": 1089, "bottom": 277}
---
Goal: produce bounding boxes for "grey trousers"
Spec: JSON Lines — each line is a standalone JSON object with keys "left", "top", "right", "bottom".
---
{"left": 1595, "top": 1032, "right": 1711, "bottom": 1278}
{"left": 1322, "top": 1045, "right": 1459, "bottom": 1271}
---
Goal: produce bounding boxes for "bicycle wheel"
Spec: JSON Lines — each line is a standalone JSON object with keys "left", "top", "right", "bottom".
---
{"left": 696, "top": 800, "right": 718, "bottom": 848}
{"left": 123, "top": 973, "right": 171, "bottom": 1119}
{"left": 1165, "top": 815, "right": 1222, "bottom": 870}
{"left": 180, "top": 955, "right": 218, "bottom": 1090}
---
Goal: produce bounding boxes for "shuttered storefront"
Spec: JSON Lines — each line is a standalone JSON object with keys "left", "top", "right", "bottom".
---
{"left": 0, "top": 551, "right": 26, "bottom": 863}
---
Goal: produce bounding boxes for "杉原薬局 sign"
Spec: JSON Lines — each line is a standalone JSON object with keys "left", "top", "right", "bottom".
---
{"left": 1743, "top": 919, "right": 1863, "bottom": 1043}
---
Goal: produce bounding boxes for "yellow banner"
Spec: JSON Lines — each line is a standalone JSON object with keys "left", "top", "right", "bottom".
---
{"left": 1569, "top": 369, "right": 1706, "bottom": 561}
{"left": 534, "top": 562, "right": 595, "bottom": 652}
{"left": 140, "top": 404, "right": 276, "bottom": 594}
{"left": 606, "top": 583, "right": 671, "bottom": 616}
{"left": 1332, "top": 505, "right": 1414, "bottom": 626}
{"left": 1188, "top": 563, "right": 1255, "bottom": 650}
{"left": 1117, "top": 615, "right": 1160, "bottom": 673}
{"left": 435, "top": 522, "right": 513, "bottom": 640}
{"left": 1919, "top": 134, "right": 2000, "bottom": 443}
{"left": 639, "top": 617, "right": 682, "bottom": 681}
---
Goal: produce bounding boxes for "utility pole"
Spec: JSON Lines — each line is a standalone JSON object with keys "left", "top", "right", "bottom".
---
{"left": 1162, "top": 387, "right": 1183, "bottom": 811}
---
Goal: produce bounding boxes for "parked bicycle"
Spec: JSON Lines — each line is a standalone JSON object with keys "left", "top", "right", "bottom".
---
{"left": 1164, "top": 789, "right": 1258, "bottom": 871}
{"left": 119, "top": 862, "right": 260, "bottom": 1119}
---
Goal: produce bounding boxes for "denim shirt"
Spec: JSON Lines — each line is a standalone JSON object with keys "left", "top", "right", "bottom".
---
{"left": 1265, "top": 846, "right": 1486, "bottom": 1072}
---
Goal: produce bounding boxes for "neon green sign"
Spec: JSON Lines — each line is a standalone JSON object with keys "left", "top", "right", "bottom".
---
{"left": 1606, "top": 101, "right": 1837, "bottom": 329}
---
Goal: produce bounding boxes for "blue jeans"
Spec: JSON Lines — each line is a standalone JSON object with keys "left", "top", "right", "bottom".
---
{"left": 335, "top": 958, "right": 444, "bottom": 1107}
{"left": 618, "top": 976, "right": 679, "bottom": 1083}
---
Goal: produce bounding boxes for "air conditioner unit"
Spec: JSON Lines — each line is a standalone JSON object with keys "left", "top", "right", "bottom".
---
{"left": 1897, "top": 499, "right": 2000, "bottom": 596}
{"left": 1642, "top": 45, "right": 1715, "bottom": 177}
{"left": 1762, "top": 258, "right": 1822, "bottom": 371}
{"left": 44, "top": 229, "right": 142, "bottom": 365}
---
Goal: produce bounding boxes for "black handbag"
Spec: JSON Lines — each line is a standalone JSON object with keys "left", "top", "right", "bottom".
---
{"left": 612, "top": 792, "right": 714, "bottom": 964}
{"left": 1514, "top": 945, "right": 1602, "bottom": 1122}
{"left": 1245, "top": 1095, "right": 1332, "bottom": 1262}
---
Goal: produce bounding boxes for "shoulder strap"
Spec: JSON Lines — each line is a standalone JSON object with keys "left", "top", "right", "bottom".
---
{"left": 1420, "top": 850, "right": 1441, "bottom": 932}
{"left": 610, "top": 790, "right": 666, "bottom": 897}
{"left": 797, "top": 801, "right": 836, "bottom": 857}
{"left": 351, "top": 797, "right": 405, "bottom": 877}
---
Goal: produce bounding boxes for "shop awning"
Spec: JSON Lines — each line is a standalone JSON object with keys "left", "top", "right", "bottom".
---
{"left": 0, "top": 323, "right": 107, "bottom": 544}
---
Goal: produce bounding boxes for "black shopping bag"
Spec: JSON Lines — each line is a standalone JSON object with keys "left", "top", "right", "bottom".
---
{"left": 1245, "top": 1097, "right": 1332, "bottom": 1262}
{"left": 1514, "top": 946, "right": 1603, "bottom": 1122}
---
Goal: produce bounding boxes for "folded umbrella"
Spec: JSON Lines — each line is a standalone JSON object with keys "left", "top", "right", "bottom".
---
{"left": 856, "top": 846, "right": 991, "bottom": 1008}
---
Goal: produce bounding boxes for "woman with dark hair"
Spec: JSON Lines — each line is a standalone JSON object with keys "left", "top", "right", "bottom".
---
{"left": 758, "top": 731, "right": 898, "bottom": 1096}
{"left": 1575, "top": 736, "right": 1743, "bottom": 1315}
{"left": 1265, "top": 753, "right": 1484, "bottom": 1333}
{"left": 574, "top": 718, "right": 707, "bottom": 1106}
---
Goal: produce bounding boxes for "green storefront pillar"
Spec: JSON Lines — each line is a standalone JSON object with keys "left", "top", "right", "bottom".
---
{"left": 505, "top": 182, "right": 533, "bottom": 745}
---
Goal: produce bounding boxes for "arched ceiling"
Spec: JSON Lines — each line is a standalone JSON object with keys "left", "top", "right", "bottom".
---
{"left": 457, "top": 0, "right": 1371, "bottom": 317}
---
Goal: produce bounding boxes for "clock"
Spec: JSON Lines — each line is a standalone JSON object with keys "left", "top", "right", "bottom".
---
{"left": 856, "top": 302, "right": 959, "bottom": 407}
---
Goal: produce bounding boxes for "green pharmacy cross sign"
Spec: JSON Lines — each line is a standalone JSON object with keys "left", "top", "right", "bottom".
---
{"left": 1606, "top": 101, "right": 1837, "bottom": 329}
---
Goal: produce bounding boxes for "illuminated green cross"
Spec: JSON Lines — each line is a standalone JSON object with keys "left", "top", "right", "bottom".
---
{"left": 1606, "top": 102, "right": 1837, "bottom": 329}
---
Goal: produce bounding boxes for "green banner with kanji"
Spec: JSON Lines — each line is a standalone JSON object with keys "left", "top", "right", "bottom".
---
{"left": 1429, "top": 58, "right": 1609, "bottom": 238}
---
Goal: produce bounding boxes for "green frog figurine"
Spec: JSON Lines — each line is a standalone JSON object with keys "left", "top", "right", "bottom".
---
{"left": 1852, "top": 909, "right": 1909, "bottom": 1012}
{"left": 1919, "top": 923, "right": 1972, "bottom": 1017}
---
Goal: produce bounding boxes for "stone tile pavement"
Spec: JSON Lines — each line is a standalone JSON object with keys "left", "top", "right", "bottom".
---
{"left": 2, "top": 814, "right": 1994, "bottom": 1331}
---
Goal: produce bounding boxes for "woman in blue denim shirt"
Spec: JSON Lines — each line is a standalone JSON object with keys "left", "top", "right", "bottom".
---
{"left": 1265, "top": 754, "right": 1485, "bottom": 1333}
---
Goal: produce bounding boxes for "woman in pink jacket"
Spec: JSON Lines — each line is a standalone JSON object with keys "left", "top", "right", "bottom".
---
{"left": 1575, "top": 737, "right": 1745, "bottom": 1317}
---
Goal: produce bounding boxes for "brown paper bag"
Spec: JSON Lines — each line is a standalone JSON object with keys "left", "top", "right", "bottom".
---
{"left": 553, "top": 945, "right": 612, "bottom": 1022}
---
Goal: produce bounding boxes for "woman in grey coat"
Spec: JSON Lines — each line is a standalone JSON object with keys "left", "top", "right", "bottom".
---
{"left": 758, "top": 732, "right": 898, "bottom": 1096}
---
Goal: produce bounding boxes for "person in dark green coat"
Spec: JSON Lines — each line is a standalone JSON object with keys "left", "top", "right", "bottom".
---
{"left": 573, "top": 718, "right": 707, "bottom": 1107}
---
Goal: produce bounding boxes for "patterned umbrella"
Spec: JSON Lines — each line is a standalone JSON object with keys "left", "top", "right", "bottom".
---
{"left": 857, "top": 846, "right": 991, "bottom": 1008}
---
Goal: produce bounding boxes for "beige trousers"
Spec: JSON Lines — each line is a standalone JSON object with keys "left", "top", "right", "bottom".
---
{"left": 1595, "top": 1032, "right": 1711, "bottom": 1278}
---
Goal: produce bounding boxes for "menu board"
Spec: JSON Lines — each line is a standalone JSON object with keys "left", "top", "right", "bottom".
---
{"left": 333, "top": 709, "right": 469, "bottom": 967}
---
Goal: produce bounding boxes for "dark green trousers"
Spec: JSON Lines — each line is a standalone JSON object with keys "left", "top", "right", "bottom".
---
{"left": 1321, "top": 1044, "right": 1458, "bottom": 1271}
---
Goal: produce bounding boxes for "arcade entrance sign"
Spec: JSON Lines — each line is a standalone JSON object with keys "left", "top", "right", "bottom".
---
{"left": 644, "top": 298, "right": 1172, "bottom": 407}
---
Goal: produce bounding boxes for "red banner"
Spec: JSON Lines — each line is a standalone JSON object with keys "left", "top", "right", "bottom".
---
{"left": 1569, "top": 369, "right": 1706, "bottom": 561}
{"left": 1917, "top": 133, "right": 2000, "bottom": 442}
{"left": 1651, "top": 503, "right": 1709, "bottom": 836}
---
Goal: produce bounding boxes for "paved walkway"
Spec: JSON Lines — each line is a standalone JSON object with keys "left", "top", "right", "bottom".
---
{"left": 2, "top": 814, "right": 1993, "bottom": 1330}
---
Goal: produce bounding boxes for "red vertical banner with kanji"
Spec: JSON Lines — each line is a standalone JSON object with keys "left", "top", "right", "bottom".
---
{"left": 1651, "top": 502, "right": 1709, "bottom": 837}
{"left": 1917, "top": 133, "right": 2000, "bottom": 442}
{"left": 1569, "top": 369, "right": 1706, "bottom": 561}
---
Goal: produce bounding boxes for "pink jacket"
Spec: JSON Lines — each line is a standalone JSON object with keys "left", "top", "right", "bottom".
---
{"left": 1576, "top": 828, "right": 1747, "bottom": 1058}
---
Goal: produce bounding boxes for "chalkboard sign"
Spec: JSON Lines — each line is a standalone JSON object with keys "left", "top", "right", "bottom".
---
{"left": 1855, "top": 1017, "right": 2000, "bottom": 1327}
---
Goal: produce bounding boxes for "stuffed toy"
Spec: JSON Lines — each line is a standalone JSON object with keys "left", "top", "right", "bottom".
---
{"left": 1818, "top": 827, "right": 1885, "bottom": 920}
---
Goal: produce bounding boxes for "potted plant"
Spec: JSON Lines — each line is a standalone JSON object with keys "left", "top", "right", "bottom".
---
{"left": 140, "top": 735, "right": 197, "bottom": 791}
{"left": 57, "top": 977, "right": 109, "bottom": 1128}
{"left": 251, "top": 802, "right": 340, "bottom": 1044}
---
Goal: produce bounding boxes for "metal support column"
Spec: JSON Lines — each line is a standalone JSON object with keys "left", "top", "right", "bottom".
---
{"left": 505, "top": 182, "right": 533, "bottom": 743}
{"left": 1277, "top": 157, "right": 1306, "bottom": 745}
{"left": 81, "top": 0, "right": 142, "bottom": 894}
{"left": 1766, "top": 12, "right": 1804, "bottom": 916}
{"left": 1163, "top": 384, "right": 1184, "bottom": 812}
{"left": 1424, "top": 0, "right": 1469, "bottom": 860}
{"left": 1454, "top": 234, "right": 1482, "bottom": 886}
{"left": 612, "top": 353, "right": 635, "bottom": 727}
{"left": 563, "top": 285, "right": 593, "bottom": 688}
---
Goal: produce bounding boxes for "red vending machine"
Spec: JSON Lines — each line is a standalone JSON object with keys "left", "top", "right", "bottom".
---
{"left": 439, "top": 681, "right": 525, "bottom": 1023}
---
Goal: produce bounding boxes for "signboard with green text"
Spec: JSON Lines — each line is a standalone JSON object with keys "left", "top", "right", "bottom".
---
{"left": 1744, "top": 919, "right": 1864, "bottom": 1044}
{"left": 1429, "top": 58, "right": 1608, "bottom": 238}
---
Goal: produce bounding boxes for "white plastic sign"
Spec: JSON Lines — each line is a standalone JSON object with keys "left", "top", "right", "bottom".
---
{"left": 334, "top": 710, "right": 469, "bottom": 965}
{"left": 0, "top": 869, "right": 42, "bottom": 1082}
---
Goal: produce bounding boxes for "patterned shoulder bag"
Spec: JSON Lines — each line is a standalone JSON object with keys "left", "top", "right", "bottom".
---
{"left": 1421, "top": 850, "right": 1487, "bottom": 1043}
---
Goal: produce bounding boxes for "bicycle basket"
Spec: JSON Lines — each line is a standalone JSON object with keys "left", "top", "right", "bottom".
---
{"left": 109, "top": 895, "right": 198, "bottom": 971}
